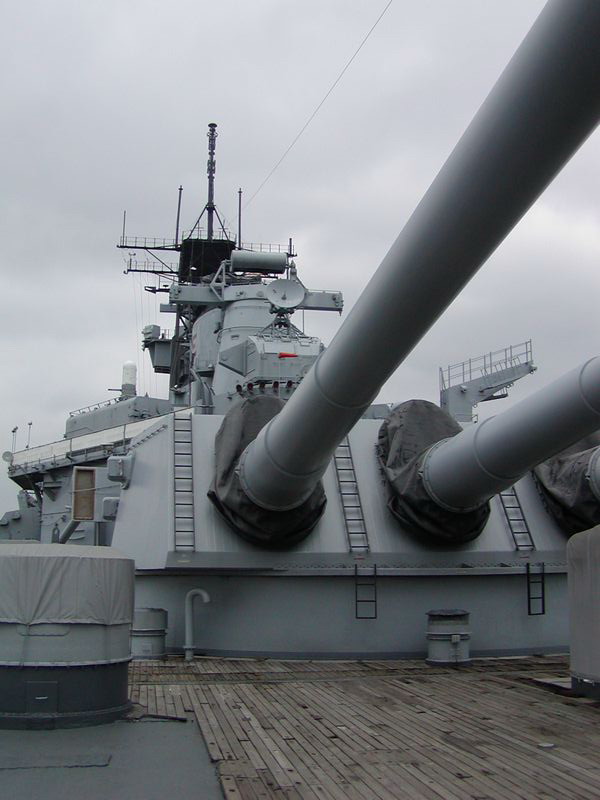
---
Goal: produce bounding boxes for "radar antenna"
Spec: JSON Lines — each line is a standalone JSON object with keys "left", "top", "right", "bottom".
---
{"left": 206, "top": 123, "right": 217, "bottom": 240}
{"left": 186, "top": 123, "right": 229, "bottom": 242}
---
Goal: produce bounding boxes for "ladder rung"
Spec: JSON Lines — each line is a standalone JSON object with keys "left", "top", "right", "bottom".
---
{"left": 175, "top": 518, "right": 194, "bottom": 530}
{"left": 356, "top": 592, "right": 376, "bottom": 605}
{"left": 502, "top": 498, "right": 520, "bottom": 508}
{"left": 510, "top": 522, "right": 528, "bottom": 534}
{"left": 175, "top": 505, "right": 194, "bottom": 518}
{"left": 347, "top": 520, "right": 366, "bottom": 532}
{"left": 174, "top": 444, "right": 192, "bottom": 457}
{"left": 506, "top": 507, "right": 524, "bottom": 519}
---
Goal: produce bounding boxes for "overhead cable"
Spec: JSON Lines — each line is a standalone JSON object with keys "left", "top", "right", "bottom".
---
{"left": 244, "top": 0, "right": 393, "bottom": 209}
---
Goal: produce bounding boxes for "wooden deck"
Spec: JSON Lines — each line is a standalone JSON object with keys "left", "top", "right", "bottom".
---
{"left": 129, "top": 656, "right": 600, "bottom": 799}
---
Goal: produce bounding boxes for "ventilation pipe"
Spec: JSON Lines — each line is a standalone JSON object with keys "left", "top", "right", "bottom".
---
{"left": 184, "top": 589, "right": 210, "bottom": 661}
{"left": 58, "top": 519, "right": 80, "bottom": 544}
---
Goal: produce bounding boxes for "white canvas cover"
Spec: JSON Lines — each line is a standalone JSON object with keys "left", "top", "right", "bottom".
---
{"left": 0, "top": 543, "right": 134, "bottom": 626}
{"left": 567, "top": 526, "right": 600, "bottom": 680}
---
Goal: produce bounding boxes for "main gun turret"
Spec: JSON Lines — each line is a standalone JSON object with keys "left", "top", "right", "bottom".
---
{"left": 211, "top": 0, "right": 600, "bottom": 546}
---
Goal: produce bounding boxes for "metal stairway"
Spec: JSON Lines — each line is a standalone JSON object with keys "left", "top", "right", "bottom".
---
{"left": 499, "top": 486, "right": 534, "bottom": 550}
{"left": 173, "top": 413, "right": 195, "bottom": 550}
{"left": 334, "top": 437, "right": 369, "bottom": 552}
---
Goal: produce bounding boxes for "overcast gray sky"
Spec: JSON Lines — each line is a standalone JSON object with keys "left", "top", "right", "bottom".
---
{"left": 1, "top": 0, "right": 599, "bottom": 511}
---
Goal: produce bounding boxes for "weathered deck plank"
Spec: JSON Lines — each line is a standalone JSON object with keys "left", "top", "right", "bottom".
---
{"left": 129, "top": 655, "right": 600, "bottom": 799}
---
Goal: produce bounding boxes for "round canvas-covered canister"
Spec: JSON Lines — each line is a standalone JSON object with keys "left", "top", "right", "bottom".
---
{"left": 0, "top": 542, "right": 134, "bottom": 729}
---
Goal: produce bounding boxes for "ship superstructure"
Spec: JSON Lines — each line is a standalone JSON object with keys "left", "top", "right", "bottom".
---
{"left": 1, "top": 124, "right": 345, "bottom": 549}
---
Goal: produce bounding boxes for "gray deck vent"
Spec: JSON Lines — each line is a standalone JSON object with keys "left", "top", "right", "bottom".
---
{"left": 131, "top": 607, "right": 168, "bottom": 659}
{"left": 426, "top": 609, "right": 471, "bottom": 665}
{"left": 0, "top": 543, "right": 134, "bottom": 728}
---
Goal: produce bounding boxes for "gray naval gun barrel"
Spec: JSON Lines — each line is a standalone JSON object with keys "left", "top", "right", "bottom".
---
{"left": 421, "top": 358, "right": 600, "bottom": 513}
{"left": 237, "top": 0, "right": 600, "bottom": 521}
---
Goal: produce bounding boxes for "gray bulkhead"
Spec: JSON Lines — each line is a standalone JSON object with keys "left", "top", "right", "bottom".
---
{"left": 39, "top": 465, "right": 115, "bottom": 546}
{"left": 133, "top": 573, "right": 567, "bottom": 660}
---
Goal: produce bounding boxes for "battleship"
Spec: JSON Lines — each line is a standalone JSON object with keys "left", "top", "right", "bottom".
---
{"left": 1, "top": 0, "right": 600, "bottom": 762}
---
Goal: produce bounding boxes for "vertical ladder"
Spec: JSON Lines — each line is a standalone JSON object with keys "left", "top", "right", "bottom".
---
{"left": 334, "top": 437, "right": 369, "bottom": 553}
{"left": 526, "top": 562, "right": 545, "bottom": 616}
{"left": 173, "top": 413, "right": 195, "bottom": 551}
{"left": 355, "top": 564, "right": 377, "bottom": 619}
{"left": 499, "top": 486, "right": 534, "bottom": 550}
